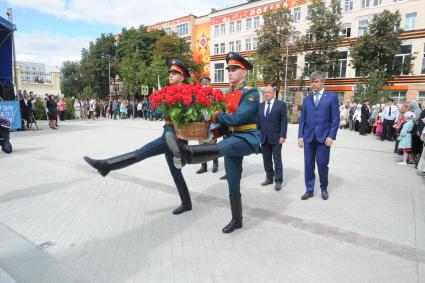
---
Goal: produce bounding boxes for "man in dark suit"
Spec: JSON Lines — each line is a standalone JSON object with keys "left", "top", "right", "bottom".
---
{"left": 258, "top": 85, "right": 287, "bottom": 191}
{"left": 298, "top": 71, "right": 340, "bottom": 200}
{"left": 359, "top": 99, "right": 370, "bottom": 135}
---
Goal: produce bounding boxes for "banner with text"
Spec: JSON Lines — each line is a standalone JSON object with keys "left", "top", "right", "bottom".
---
{"left": 0, "top": 101, "right": 21, "bottom": 129}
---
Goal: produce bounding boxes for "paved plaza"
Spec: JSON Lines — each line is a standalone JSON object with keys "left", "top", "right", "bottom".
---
{"left": 0, "top": 119, "right": 425, "bottom": 283}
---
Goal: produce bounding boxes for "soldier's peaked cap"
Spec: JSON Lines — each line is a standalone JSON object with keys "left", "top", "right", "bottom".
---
{"left": 225, "top": 52, "right": 253, "bottom": 71}
{"left": 168, "top": 59, "right": 190, "bottom": 78}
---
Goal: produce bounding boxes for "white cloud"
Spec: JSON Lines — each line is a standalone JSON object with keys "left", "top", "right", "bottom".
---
{"left": 15, "top": 31, "right": 92, "bottom": 69}
{"left": 8, "top": 0, "right": 246, "bottom": 27}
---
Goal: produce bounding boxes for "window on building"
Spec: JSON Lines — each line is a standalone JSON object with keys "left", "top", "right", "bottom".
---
{"left": 307, "top": 5, "right": 312, "bottom": 18}
{"left": 229, "top": 22, "right": 235, "bottom": 33}
{"left": 288, "top": 56, "right": 298, "bottom": 80}
{"left": 214, "top": 44, "right": 219, "bottom": 55}
{"left": 333, "top": 92, "right": 345, "bottom": 103}
{"left": 245, "top": 38, "right": 252, "bottom": 51}
{"left": 229, "top": 41, "right": 234, "bottom": 52}
{"left": 343, "top": 23, "right": 351, "bottom": 38}
{"left": 358, "top": 20, "right": 368, "bottom": 36}
{"left": 394, "top": 44, "right": 412, "bottom": 75}
{"left": 235, "top": 40, "right": 241, "bottom": 52}
{"left": 236, "top": 20, "right": 242, "bottom": 32}
{"left": 246, "top": 18, "right": 252, "bottom": 30}
{"left": 163, "top": 27, "right": 171, "bottom": 35}
{"left": 344, "top": 0, "right": 353, "bottom": 12}
{"left": 293, "top": 7, "right": 301, "bottom": 22}
{"left": 390, "top": 91, "right": 406, "bottom": 105}
{"left": 304, "top": 55, "right": 312, "bottom": 78}
{"left": 252, "top": 37, "right": 259, "bottom": 50}
{"left": 253, "top": 16, "right": 260, "bottom": 29}
{"left": 405, "top": 12, "right": 416, "bottom": 31}
{"left": 284, "top": 92, "right": 296, "bottom": 104}
{"left": 306, "top": 30, "right": 313, "bottom": 42}
{"left": 220, "top": 43, "right": 225, "bottom": 54}
{"left": 362, "top": 0, "right": 370, "bottom": 8}
{"left": 214, "top": 25, "right": 219, "bottom": 36}
{"left": 373, "top": 0, "right": 382, "bottom": 6}
{"left": 329, "top": 51, "right": 348, "bottom": 78}
{"left": 220, "top": 23, "right": 226, "bottom": 35}
{"left": 214, "top": 63, "right": 224, "bottom": 83}
{"left": 292, "top": 32, "right": 301, "bottom": 43}
{"left": 176, "top": 23, "right": 188, "bottom": 36}
{"left": 418, "top": 91, "right": 425, "bottom": 104}
{"left": 422, "top": 44, "right": 425, "bottom": 74}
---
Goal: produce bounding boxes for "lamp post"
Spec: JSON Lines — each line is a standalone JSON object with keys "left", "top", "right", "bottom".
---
{"left": 283, "top": 35, "right": 289, "bottom": 104}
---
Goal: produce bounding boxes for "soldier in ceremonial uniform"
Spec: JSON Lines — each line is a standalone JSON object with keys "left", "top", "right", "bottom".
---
{"left": 84, "top": 59, "right": 193, "bottom": 215}
{"left": 196, "top": 76, "right": 219, "bottom": 174}
{"left": 166, "top": 52, "right": 261, "bottom": 233}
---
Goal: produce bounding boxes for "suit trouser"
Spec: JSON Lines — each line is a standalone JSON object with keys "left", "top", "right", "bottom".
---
{"left": 304, "top": 137, "right": 330, "bottom": 193}
{"left": 261, "top": 142, "right": 283, "bottom": 183}
{"left": 135, "top": 126, "right": 188, "bottom": 192}
{"left": 217, "top": 136, "right": 256, "bottom": 197}
{"left": 381, "top": 119, "right": 395, "bottom": 141}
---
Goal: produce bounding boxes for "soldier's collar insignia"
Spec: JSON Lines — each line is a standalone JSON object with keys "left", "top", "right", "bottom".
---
{"left": 248, "top": 95, "right": 255, "bottom": 102}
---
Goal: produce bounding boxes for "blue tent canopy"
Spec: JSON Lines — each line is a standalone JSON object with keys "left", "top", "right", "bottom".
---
{"left": 0, "top": 16, "right": 14, "bottom": 90}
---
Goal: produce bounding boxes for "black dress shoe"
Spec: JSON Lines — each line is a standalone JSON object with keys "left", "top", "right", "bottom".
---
{"left": 274, "top": 182, "right": 282, "bottom": 191}
{"left": 261, "top": 179, "right": 273, "bottom": 186}
{"left": 172, "top": 203, "right": 192, "bottom": 215}
{"left": 220, "top": 174, "right": 227, "bottom": 180}
{"left": 301, "top": 192, "right": 314, "bottom": 200}
{"left": 321, "top": 191, "right": 329, "bottom": 200}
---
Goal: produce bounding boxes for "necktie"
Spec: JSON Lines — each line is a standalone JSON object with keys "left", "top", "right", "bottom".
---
{"left": 266, "top": 101, "right": 271, "bottom": 118}
{"left": 314, "top": 93, "right": 320, "bottom": 107}
{"left": 388, "top": 106, "right": 391, "bottom": 117}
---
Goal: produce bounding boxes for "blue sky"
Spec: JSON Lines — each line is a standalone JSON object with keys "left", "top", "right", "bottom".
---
{"left": 0, "top": 0, "right": 244, "bottom": 70}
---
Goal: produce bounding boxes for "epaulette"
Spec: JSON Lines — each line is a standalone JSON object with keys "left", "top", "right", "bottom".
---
{"left": 244, "top": 86, "right": 252, "bottom": 90}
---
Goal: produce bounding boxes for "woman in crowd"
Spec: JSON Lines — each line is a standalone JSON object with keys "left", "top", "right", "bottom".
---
{"left": 339, "top": 104, "right": 348, "bottom": 129}
{"left": 57, "top": 97, "right": 66, "bottom": 121}
{"left": 408, "top": 100, "right": 423, "bottom": 165}
{"left": 74, "top": 99, "right": 81, "bottom": 119}
{"left": 397, "top": 111, "right": 415, "bottom": 165}
{"left": 46, "top": 95, "right": 58, "bottom": 129}
{"left": 417, "top": 116, "right": 425, "bottom": 174}
{"left": 353, "top": 104, "right": 362, "bottom": 132}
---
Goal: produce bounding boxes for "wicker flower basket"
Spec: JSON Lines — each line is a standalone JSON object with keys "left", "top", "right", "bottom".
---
{"left": 173, "top": 122, "right": 210, "bottom": 141}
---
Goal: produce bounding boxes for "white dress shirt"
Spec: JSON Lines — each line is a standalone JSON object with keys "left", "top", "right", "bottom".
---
{"left": 313, "top": 88, "right": 325, "bottom": 105}
{"left": 264, "top": 98, "right": 275, "bottom": 117}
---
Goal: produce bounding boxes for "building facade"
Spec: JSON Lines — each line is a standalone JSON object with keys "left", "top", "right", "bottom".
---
{"left": 149, "top": 0, "right": 425, "bottom": 105}
{"left": 14, "top": 62, "right": 61, "bottom": 97}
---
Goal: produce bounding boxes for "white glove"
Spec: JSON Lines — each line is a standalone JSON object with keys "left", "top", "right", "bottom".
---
{"left": 203, "top": 111, "right": 211, "bottom": 121}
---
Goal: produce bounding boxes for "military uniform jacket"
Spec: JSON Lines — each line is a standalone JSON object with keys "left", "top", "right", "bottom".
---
{"left": 216, "top": 83, "right": 261, "bottom": 153}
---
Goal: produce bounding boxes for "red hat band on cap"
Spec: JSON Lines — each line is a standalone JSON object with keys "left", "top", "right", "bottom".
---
{"left": 169, "top": 65, "right": 186, "bottom": 76}
{"left": 228, "top": 59, "right": 247, "bottom": 70}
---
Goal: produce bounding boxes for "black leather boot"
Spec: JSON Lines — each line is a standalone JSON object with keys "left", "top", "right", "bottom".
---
{"left": 196, "top": 163, "right": 208, "bottom": 174}
{"left": 83, "top": 151, "right": 138, "bottom": 177}
{"left": 222, "top": 196, "right": 243, "bottom": 233}
{"left": 172, "top": 183, "right": 192, "bottom": 215}
{"left": 212, "top": 159, "right": 218, "bottom": 173}
{"left": 165, "top": 131, "right": 219, "bottom": 169}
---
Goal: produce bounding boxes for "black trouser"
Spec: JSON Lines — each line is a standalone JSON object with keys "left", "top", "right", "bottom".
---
{"left": 359, "top": 120, "right": 368, "bottom": 135}
{"left": 381, "top": 119, "right": 395, "bottom": 141}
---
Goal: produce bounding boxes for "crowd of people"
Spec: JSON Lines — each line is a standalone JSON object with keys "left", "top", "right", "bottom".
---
{"left": 71, "top": 97, "right": 163, "bottom": 121}
{"left": 339, "top": 98, "right": 425, "bottom": 174}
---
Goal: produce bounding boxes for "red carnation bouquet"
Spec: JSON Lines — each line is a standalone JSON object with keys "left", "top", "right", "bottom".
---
{"left": 150, "top": 84, "right": 226, "bottom": 132}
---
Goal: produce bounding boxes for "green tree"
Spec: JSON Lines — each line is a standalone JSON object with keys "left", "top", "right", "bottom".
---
{"left": 64, "top": 97, "right": 75, "bottom": 120}
{"left": 255, "top": 7, "right": 295, "bottom": 98}
{"left": 79, "top": 33, "right": 117, "bottom": 98}
{"left": 33, "top": 97, "right": 47, "bottom": 120}
{"left": 144, "top": 55, "right": 168, "bottom": 91}
{"left": 350, "top": 10, "right": 414, "bottom": 103}
{"left": 298, "top": 0, "right": 342, "bottom": 79}
{"left": 118, "top": 50, "right": 146, "bottom": 98}
{"left": 60, "top": 61, "right": 82, "bottom": 98}
{"left": 78, "top": 86, "right": 97, "bottom": 100}
{"left": 153, "top": 34, "right": 201, "bottom": 78}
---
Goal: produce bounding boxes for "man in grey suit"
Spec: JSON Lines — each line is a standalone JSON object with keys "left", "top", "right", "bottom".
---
{"left": 258, "top": 85, "right": 288, "bottom": 191}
